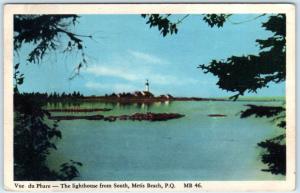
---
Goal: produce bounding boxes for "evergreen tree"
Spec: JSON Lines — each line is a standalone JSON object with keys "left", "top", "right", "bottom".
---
{"left": 143, "top": 13, "right": 287, "bottom": 175}
{"left": 13, "top": 15, "right": 85, "bottom": 180}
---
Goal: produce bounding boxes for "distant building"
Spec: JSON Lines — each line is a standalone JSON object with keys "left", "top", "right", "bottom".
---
{"left": 167, "top": 94, "right": 173, "bottom": 99}
{"left": 141, "top": 91, "right": 154, "bottom": 98}
{"left": 159, "top": 94, "right": 173, "bottom": 98}
{"left": 105, "top": 79, "right": 156, "bottom": 99}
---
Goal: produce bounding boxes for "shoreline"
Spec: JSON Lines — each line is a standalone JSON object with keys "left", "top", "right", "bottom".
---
{"left": 81, "top": 96, "right": 284, "bottom": 103}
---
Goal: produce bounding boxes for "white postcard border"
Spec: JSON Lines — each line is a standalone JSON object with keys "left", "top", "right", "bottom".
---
{"left": 3, "top": 3, "right": 296, "bottom": 191}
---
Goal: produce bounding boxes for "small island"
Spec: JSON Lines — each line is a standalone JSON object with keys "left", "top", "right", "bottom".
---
{"left": 49, "top": 112, "right": 185, "bottom": 122}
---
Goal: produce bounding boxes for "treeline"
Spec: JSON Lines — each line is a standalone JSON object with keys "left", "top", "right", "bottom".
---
{"left": 104, "top": 91, "right": 155, "bottom": 98}
{"left": 18, "top": 91, "right": 84, "bottom": 101}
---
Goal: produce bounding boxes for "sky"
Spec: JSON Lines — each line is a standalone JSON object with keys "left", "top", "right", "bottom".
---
{"left": 16, "top": 14, "right": 285, "bottom": 97}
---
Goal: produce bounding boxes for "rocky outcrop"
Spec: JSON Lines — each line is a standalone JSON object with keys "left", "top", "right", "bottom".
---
{"left": 50, "top": 115, "right": 105, "bottom": 120}
{"left": 208, "top": 114, "right": 227, "bottom": 117}
{"left": 116, "top": 112, "right": 184, "bottom": 121}
{"left": 46, "top": 108, "right": 111, "bottom": 112}
{"left": 49, "top": 112, "right": 184, "bottom": 122}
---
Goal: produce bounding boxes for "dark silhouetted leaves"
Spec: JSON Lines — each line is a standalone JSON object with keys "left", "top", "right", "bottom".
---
{"left": 240, "top": 105, "right": 285, "bottom": 118}
{"left": 13, "top": 63, "right": 25, "bottom": 94}
{"left": 59, "top": 160, "right": 82, "bottom": 180}
{"left": 14, "top": 91, "right": 83, "bottom": 180}
{"left": 277, "top": 120, "right": 286, "bottom": 129}
{"left": 14, "top": 63, "right": 20, "bottom": 69}
{"left": 202, "top": 14, "right": 231, "bottom": 28}
{"left": 142, "top": 14, "right": 178, "bottom": 37}
{"left": 258, "top": 135, "right": 286, "bottom": 175}
{"left": 142, "top": 14, "right": 231, "bottom": 37}
{"left": 14, "top": 15, "right": 79, "bottom": 63}
{"left": 14, "top": 15, "right": 89, "bottom": 79}
{"left": 14, "top": 93, "right": 61, "bottom": 180}
{"left": 143, "top": 13, "right": 287, "bottom": 176}
{"left": 200, "top": 14, "right": 287, "bottom": 176}
{"left": 13, "top": 15, "right": 85, "bottom": 180}
{"left": 240, "top": 104, "right": 286, "bottom": 175}
{"left": 199, "top": 14, "right": 286, "bottom": 98}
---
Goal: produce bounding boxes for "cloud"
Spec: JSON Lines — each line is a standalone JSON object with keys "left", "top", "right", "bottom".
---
{"left": 83, "top": 50, "right": 200, "bottom": 93}
{"left": 127, "top": 50, "right": 169, "bottom": 65}
{"left": 85, "top": 82, "right": 139, "bottom": 93}
{"left": 84, "top": 65, "right": 142, "bottom": 81}
{"left": 151, "top": 74, "right": 199, "bottom": 85}
{"left": 84, "top": 65, "right": 198, "bottom": 86}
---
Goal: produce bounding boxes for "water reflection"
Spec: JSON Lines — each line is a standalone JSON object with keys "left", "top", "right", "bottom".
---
{"left": 47, "top": 101, "right": 81, "bottom": 109}
{"left": 46, "top": 101, "right": 285, "bottom": 180}
{"left": 47, "top": 100, "right": 173, "bottom": 111}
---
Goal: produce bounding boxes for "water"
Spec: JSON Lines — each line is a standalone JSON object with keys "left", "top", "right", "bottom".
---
{"left": 46, "top": 101, "right": 285, "bottom": 181}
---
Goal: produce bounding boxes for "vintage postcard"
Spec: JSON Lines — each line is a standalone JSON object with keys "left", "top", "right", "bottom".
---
{"left": 3, "top": 3, "right": 296, "bottom": 191}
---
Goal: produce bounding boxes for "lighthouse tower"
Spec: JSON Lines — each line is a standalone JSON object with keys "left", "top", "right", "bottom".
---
{"left": 145, "top": 79, "right": 149, "bottom": 92}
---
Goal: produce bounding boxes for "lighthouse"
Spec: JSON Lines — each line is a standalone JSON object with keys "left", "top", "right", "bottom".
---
{"left": 145, "top": 79, "right": 149, "bottom": 92}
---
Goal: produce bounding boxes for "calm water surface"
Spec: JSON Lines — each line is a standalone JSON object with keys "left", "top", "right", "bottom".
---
{"left": 46, "top": 101, "right": 285, "bottom": 180}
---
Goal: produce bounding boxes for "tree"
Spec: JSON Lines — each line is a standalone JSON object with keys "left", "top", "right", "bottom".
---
{"left": 142, "top": 13, "right": 287, "bottom": 175}
{"left": 199, "top": 14, "right": 286, "bottom": 100}
{"left": 141, "top": 14, "right": 230, "bottom": 37}
{"left": 13, "top": 15, "right": 87, "bottom": 180}
{"left": 240, "top": 104, "right": 286, "bottom": 175}
{"left": 143, "top": 13, "right": 285, "bottom": 99}
{"left": 14, "top": 15, "right": 91, "bottom": 79}
{"left": 200, "top": 14, "right": 286, "bottom": 175}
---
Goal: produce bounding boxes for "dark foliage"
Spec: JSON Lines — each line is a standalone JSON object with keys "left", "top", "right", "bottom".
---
{"left": 239, "top": 104, "right": 286, "bottom": 175}
{"left": 199, "top": 14, "right": 287, "bottom": 175}
{"left": 142, "top": 14, "right": 231, "bottom": 37}
{"left": 13, "top": 15, "right": 85, "bottom": 180}
{"left": 14, "top": 91, "right": 82, "bottom": 180}
{"left": 202, "top": 14, "right": 231, "bottom": 27}
{"left": 240, "top": 105, "right": 285, "bottom": 118}
{"left": 13, "top": 63, "right": 24, "bottom": 93}
{"left": 142, "top": 13, "right": 285, "bottom": 100}
{"left": 277, "top": 120, "right": 286, "bottom": 129}
{"left": 258, "top": 135, "right": 286, "bottom": 175}
{"left": 143, "top": 13, "right": 287, "bottom": 176}
{"left": 14, "top": 15, "right": 90, "bottom": 79}
{"left": 19, "top": 91, "right": 84, "bottom": 102}
{"left": 59, "top": 160, "right": 83, "bottom": 180}
{"left": 240, "top": 104, "right": 286, "bottom": 129}
{"left": 14, "top": 92, "right": 55, "bottom": 180}
{"left": 141, "top": 14, "right": 178, "bottom": 37}
{"left": 15, "top": 15, "right": 77, "bottom": 62}
{"left": 199, "top": 14, "right": 286, "bottom": 99}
